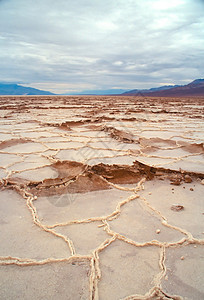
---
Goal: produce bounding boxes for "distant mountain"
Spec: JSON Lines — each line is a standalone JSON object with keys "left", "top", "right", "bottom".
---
{"left": 0, "top": 83, "right": 55, "bottom": 95}
{"left": 123, "top": 79, "right": 204, "bottom": 97}
{"left": 122, "top": 84, "right": 180, "bottom": 95}
{"left": 64, "top": 89, "right": 129, "bottom": 95}
{"left": 1, "top": 79, "right": 203, "bottom": 97}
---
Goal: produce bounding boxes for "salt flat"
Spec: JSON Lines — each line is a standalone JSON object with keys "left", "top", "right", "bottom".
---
{"left": 0, "top": 95, "right": 203, "bottom": 300}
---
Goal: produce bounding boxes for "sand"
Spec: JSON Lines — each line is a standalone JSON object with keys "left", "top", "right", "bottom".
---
{"left": 0, "top": 95, "right": 203, "bottom": 299}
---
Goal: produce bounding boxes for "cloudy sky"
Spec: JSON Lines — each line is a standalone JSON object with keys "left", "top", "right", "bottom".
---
{"left": 0, "top": 0, "right": 204, "bottom": 93}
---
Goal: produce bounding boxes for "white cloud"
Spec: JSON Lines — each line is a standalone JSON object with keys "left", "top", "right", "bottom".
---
{"left": 151, "top": 0, "right": 185, "bottom": 10}
{"left": 0, "top": 0, "right": 203, "bottom": 93}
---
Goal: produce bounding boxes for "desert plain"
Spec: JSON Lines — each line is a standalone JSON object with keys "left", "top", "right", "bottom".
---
{"left": 0, "top": 95, "right": 203, "bottom": 300}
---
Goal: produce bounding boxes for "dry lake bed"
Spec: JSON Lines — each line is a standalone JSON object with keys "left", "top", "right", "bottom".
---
{"left": 0, "top": 95, "right": 204, "bottom": 300}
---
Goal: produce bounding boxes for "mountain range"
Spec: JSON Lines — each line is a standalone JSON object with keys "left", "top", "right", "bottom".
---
{"left": 122, "top": 79, "right": 204, "bottom": 97}
{"left": 0, "top": 79, "right": 204, "bottom": 96}
{"left": 0, "top": 83, "right": 54, "bottom": 95}
{"left": 122, "top": 84, "right": 180, "bottom": 95}
{"left": 64, "top": 88, "right": 128, "bottom": 95}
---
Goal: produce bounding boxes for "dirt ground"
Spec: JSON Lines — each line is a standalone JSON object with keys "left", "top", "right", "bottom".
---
{"left": 0, "top": 95, "right": 203, "bottom": 299}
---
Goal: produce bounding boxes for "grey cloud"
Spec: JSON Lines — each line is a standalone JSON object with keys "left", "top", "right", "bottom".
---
{"left": 0, "top": 0, "right": 203, "bottom": 92}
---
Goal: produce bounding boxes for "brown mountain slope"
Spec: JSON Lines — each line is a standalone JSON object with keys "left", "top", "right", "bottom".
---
{"left": 124, "top": 79, "right": 204, "bottom": 97}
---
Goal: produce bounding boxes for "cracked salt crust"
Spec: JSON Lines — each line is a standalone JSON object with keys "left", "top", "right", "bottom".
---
{"left": 0, "top": 95, "right": 203, "bottom": 300}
